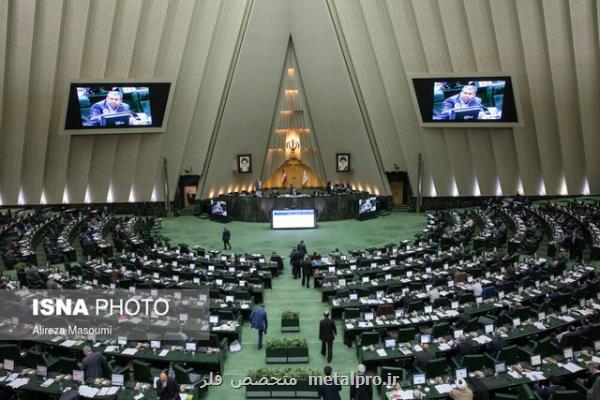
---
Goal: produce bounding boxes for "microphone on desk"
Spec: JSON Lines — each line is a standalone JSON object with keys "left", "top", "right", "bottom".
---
{"left": 472, "top": 100, "right": 489, "bottom": 112}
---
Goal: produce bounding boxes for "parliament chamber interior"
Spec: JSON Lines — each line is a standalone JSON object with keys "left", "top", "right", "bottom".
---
{"left": 0, "top": 1, "right": 600, "bottom": 400}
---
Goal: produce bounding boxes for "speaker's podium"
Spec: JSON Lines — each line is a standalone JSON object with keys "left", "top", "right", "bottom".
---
{"left": 209, "top": 213, "right": 231, "bottom": 223}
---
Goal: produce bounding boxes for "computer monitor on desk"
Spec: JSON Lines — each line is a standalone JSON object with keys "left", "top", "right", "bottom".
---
{"left": 111, "top": 374, "right": 124, "bottom": 386}
{"left": 100, "top": 112, "right": 130, "bottom": 127}
{"left": 450, "top": 107, "right": 480, "bottom": 121}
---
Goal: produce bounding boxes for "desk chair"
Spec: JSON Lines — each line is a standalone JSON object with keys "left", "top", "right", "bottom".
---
{"left": 397, "top": 327, "right": 417, "bottom": 343}
{"left": 548, "top": 391, "right": 580, "bottom": 400}
{"left": 343, "top": 308, "right": 360, "bottom": 319}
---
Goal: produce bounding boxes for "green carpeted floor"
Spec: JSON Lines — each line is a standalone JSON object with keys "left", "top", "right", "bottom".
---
{"left": 161, "top": 213, "right": 427, "bottom": 400}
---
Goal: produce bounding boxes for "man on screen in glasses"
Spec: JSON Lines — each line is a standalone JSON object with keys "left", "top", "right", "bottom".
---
{"left": 438, "top": 84, "right": 487, "bottom": 120}
{"left": 89, "top": 90, "right": 131, "bottom": 125}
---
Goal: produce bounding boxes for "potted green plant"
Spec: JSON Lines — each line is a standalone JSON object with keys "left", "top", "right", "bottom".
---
{"left": 285, "top": 338, "right": 308, "bottom": 363}
{"left": 281, "top": 310, "right": 300, "bottom": 332}
{"left": 245, "top": 367, "right": 320, "bottom": 398}
{"left": 265, "top": 338, "right": 288, "bottom": 363}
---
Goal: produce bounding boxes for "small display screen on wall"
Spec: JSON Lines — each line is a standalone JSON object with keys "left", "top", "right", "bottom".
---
{"left": 412, "top": 76, "right": 518, "bottom": 125}
{"left": 64, "top": 82, "right": 171, "bottom": 131}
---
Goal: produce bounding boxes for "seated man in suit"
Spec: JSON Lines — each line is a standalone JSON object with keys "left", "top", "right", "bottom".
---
{"left": 532, "top": 376, "right": 565, "bottom": 400}
{"left": 88, "top": 91, "right": 131, "bottom": 126}
{"left": 450, "top": 335, "right": 473, "bottom": 358}
{"left": 414, "top": 342, "right": 436, "bottom": 370}
{"left": 81, "top": 345, "right": 110, "bottom": 381}
{"left": 438, "top": 85, "right": 485, "bottom": 120}
{"left": 486, "top": 330, "right": 505, "bottom": 357}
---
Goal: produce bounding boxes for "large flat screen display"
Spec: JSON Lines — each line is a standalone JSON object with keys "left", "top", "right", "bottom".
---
{"left": 210, "top": 200, "right": 227, "bottom": 217}
{"left": 358, "top": 197, "right": 377, "bottom": 215}
{"left": 272, "top": 209, "right": 316, "bottom": 229}
{"left": 64, "top": 81, "right": 172, "bottom": 134}
{"left": 410, "top": 75, "right": 520, "bottom": 127}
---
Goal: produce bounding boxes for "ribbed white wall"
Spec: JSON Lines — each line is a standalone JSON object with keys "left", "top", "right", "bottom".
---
{"left": 331, "top": 0, "right": 600, "bottom": 196}
{"left": 0, "top": 0, "right": 598, "bottom": 204}
{"left": 0, "top": 0, "right": 249, "bottom": 205}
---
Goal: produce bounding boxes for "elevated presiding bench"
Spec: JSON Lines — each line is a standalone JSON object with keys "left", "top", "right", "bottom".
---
{"left": 218, "top": 193, "right": 370, "bottom": 222}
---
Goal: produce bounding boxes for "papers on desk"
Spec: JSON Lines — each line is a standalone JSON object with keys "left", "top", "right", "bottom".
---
{"left": 413, "top": 344, "right": 423, "bottom": 352}
{"left": 79, "top": 385, "right": 100, "bottom": 398}
{"left": 435, "top": 384, "right": 455, "bottom": 394}
{"left": 159, "top": 349, "right": 169, "bottom": 357}
{"left": 392, "top": 389, "right": 414, "bottom": 399}
{"left": 104, "top": 345, "right": 119, "bottom": 353}
{"left": 533, "top": 322, "right": 546, "bottom": 330}
{"left": 51, "top": 336, "right": 64, "bottom": 343}
{"left": 121, "top": 348, "right": 138, "bottom": 355}
{"left": 60, "top": 340, "right": 76, "bottom": 348}
{"left": 6, "top": 373, "right": 19, "bottom": 382}
{"left": 438, "top": 343, "right": 451, "bottom": 351}
{"left": 98, "top": 387, "right": 119, "bottom": 396}
{"left": 241, "top": 304, "right": 249, "bottom": 309}
{"left": 399, "top": 347, "right": 412, "bottom": 355}
{"left": 180, "top": 394, "right": 189, "bottom": 400}
{"left": 524, "top": 371, "right": 546, "bottom": 381}
{"left": 376, "top": 348, "right": 388, "bottom": 357}
{"left": 559, "top": 316, "right": 575, "bottom": 323}
{"left": 153, "top": 320, "right": 169, "bottom": 326}
{"left": 7, "top": 378, "right": 29, "bottom": 389}
{"left": 346, "top": 324, "right": 353, "bottom": 330}
{"left": 592, "top": 356, "right": 600, "bottom": 364}
{"left": 563, "top": 362, "right": 584, "bottom": 373}
{"left": 40, "top": 378, "right": 54, "bottom": 387}
{"left": 358, "top": 322, "right": 373, "bottom": 328}
{"left": 129, "top": 317, "right": 142, "bottom": 324}
{"left": 508, "top": 370, "right": 521, "bottom": 379}
{"left": 473, "top": 335, "right": 492, "bottom": 344}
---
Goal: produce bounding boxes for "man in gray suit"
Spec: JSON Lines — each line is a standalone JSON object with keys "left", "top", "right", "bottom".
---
{"left": 81, "top": 345, "right": 110, "bottom": 380}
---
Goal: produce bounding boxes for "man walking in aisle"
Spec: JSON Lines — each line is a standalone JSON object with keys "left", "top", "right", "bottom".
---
{"left": 222, "top": 227, "right": 232, "bottom": 250}
{"left": 250, "top": 304, "right": 268, "bottom": 350}
{"left": 319, "top": 310, "right": 337, "bottom": 363}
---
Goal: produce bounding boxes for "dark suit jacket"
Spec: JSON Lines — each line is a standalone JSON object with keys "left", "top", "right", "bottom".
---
{"left": 454, "top": 313, "right": 470, "bottom": 329}
{"left": 533, "top": 384, "right": 565, "bottom": 400}
{"left": 301, "top": 259, "right": 312, "bottom": 275}
{"left": 317, "top": 382, "right": 342, "bottom": 400}
{"left": 487, "top": 338, "right": 505, "bottom": 356}
{"left": 290, "top": 251, "right": 302, "bottom": 267}
{"left": 350, "top": 377, "right": 372, "bottom": 400}
{"left": 319, "top": 318, "right": 337, "bottom": 341}
{"left": 414, "top": 350, "right": 436, "bottom": 369}
{"left": 81, "top": 352, "right": 109, "bottom": 380}
{"left": 453, "top": 341, "right": 473, "bottom": 356}
{"left": 156, "top": 376, "right": 178, "bottom": 400}
{"left": 297, "top": 243, "right": 307, "bottom": 255}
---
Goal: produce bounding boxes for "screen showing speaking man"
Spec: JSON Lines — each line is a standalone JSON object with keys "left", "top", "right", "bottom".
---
{"left": 82, "top": 87, "right": 151, "bottom": 127}
{"left": 433, "top": 81, "right": 505, "bottom": 121}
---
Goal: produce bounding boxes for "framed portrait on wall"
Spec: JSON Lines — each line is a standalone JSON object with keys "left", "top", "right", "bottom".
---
{"left": 238, "top": 154, "right": 252, "bottom": 173}
{"left": 336, "top": 153, "right": 350, "bottom": 172}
